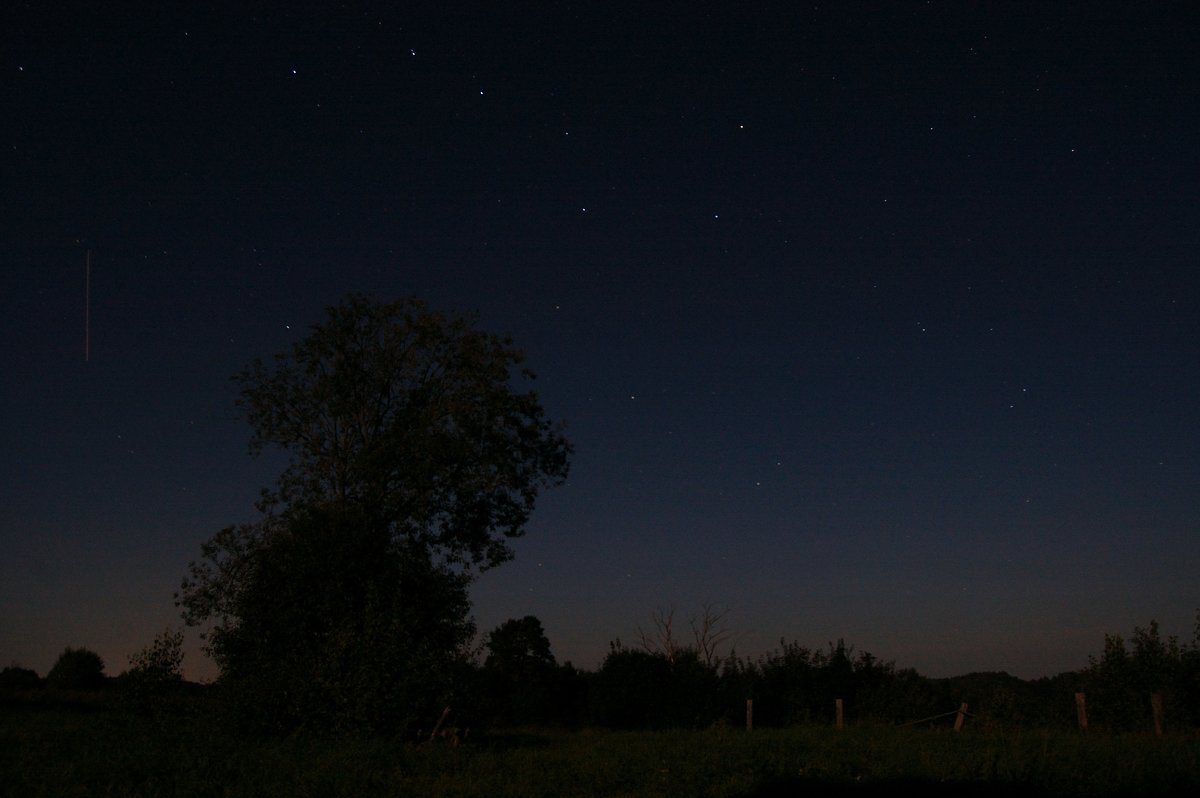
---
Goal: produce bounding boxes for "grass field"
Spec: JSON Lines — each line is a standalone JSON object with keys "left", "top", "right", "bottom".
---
{"left": 3, "top": 698, "right": 1198, "bottom": 797}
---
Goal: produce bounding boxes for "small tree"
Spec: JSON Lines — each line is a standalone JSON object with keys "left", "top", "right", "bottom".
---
{"left": 591, "top": 643, "right": 674, "bottom": 729}
{"left": 637, "top": 607, "right": 682, "bottom": 664}
{"left": 47, "top": 647, "right": 105, "bottom": 691}
{"left": 689, "top": 604, "right": 733, "bottom": 667}
{"left": 638, "top": 604, "right": 734, "bottom": 667}
{"left": 592, "top": 639, "right": 720, "bottom": 729}
{"left": 123, "top": 628, "right": 185, "bottom": 707}
{"left": 754, "top": 640, "right": 818, "bottom": 726}
{"left": 482, "top": 616, "right": 557, "bottom": 726}
{"left": 128, "top": 628, "right": 185, "bottom": 681}
{"left": 485, "top": 616, "right": 556, "bottom": 675}
{"left": 0, "top": 665, "right": 41, "bottom": 690}
{"left": 1084, "top": 620, "right": 1186, "bottom": 730}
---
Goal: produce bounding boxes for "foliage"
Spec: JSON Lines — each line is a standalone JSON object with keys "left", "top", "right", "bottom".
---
{"left": 176, "top": 295, "right": 571, "bottom": 734}
{"left": 721, "top": 638, "right": 906, "bottom": 728}
{"left": 121, "top": 628, "right": 185, "bottom": 709}
{"left": 590, "top": 644, "right": 672, "bottom": 729}
{"left": 472, "top": 615, "right": 592, "bottom": 729}
{"left": 46, "top": 647, "right": 106, "bottom": 691}
{"left": 591, "top": 642, "right": 720, "bottom": 729}
{"left": 0, "top": 665, "right": 41, "bottom": 690}
{"left": 480, "top": 616, "right": 566, "bottom": 727}
{"left": 1081, "top": 616, "right": 1199, "bottom": 730}
{"left": 584, "top": 615, "right": 1200, "bottom": 733}
{"left": 485, "top": 616, "right": 556, "bottom": 674}
{"left": 127, "top": 627, "right": 184, "bottom": 683}
{"left": 194, "top": 505, "right": 479, "bottom": 734}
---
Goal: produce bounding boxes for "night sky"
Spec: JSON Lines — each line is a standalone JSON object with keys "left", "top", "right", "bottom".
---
{"left": 3, "top": 3, "right": 1197, "bottom": 683}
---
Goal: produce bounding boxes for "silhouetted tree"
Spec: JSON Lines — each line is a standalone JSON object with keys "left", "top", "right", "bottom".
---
{"left": 1084, "top": 632, "right": 1139, "bottom": 729}
{"left": 590, "top": 643, "right": 675, "bottom": 729}
{"left": 122, "top": 628, "right": 185, "bottom": 709}
{"left": 548, "top": 661, "right": 591, "bottom": 727}
{"left": 637, "top": 607, "right": 683, "bottom": 664}
{"left": 177, "top": 295, "right": 571, "bottom": 733}
{"left": 47, "top": 647, "right": 105, "bottom": 691}
{"left": 636, "top": 604, "right": 735, "bottom": 668}
{"left": 1084, "top": 619, "right": 1188, "bottom": 731}
{"left": 752, "top": 640, "right": 818, "bottom": 726}
{"left": 689, "top": 603, "right": 734, "bottom": 667}
{"left": 485, "top": 616, "right": 556, "bottom": 674}
{"left": 127, "top": 627, "right": 185, "bottom": 683}
{"left": 719, "top": 638, "right": 916, "bottom": 727}
{"left": 0, "top": 665, "right": 41, "bottom": 690}
{"left": 1179, "top": 610, "right": 1200, "bottom": 727}
{"left": 482, "top": 615, "right": 558, "bottom": 726}
{"left": 817, "top": 639, "right": 856, "bottom": 707}
{"left": 591, "top": 641, "right": 719, "bottom": 729}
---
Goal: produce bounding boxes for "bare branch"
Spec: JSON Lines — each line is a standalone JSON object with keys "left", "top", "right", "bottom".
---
{"left": 689, "top": 603, "right": 733, "bottom": 667}
{"left": 637, "top": 606, "right": 679, "bottom": 664}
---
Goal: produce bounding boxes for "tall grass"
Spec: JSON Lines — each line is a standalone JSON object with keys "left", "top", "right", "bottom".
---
{"left": 3, "top": 700, "right": 1197, "bottom": 797}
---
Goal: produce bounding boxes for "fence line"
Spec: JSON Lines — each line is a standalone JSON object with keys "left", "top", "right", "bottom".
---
{"left": 897, "top": 704, "right": 975, "bottom": 729}
{"left": 741, "top": 692, "right": 1169, "bottom": 734}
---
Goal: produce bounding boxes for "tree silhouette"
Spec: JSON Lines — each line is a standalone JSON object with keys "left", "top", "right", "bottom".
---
{"left": 485, "top": 616, "right": 556, "bottom": 675}
{"left": 0, "top": 665, "right": 41, "bottom": 690}
{"left": 47, "top": 647, "right": 105, "bottom": 691}
{"left": 177, "top": 295, "right": 571, "bottom": 732}
{"left": 122, "top": 628, "right": 185, "bottom": 708}
{"left": 127, "top": 627, "right": 184, "bottom": 683}
{"left": 482, "top": 616, "right": 559, "bottom": 726}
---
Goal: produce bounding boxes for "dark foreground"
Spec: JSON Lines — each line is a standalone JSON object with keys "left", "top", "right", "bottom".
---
{"left": 2, "top": 695, "right": 1198, "bottom": 797}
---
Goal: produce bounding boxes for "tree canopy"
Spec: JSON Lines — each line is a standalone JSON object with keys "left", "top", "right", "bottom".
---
{"left": 481, "top": 616, "right": 565, "bottom": 727}
{"left": 485, "top": 615, "right": 556, "bottom": 675}
{"left": 177, "top": 295, "right": 571, "bottom": 732}
{"left": 47, "top": 647, "right": 106, "bottom": 691}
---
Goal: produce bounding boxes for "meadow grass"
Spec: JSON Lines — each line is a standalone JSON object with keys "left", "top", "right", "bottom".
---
{"left": 3, "top": 700, "right": 1198, "bottom": 797}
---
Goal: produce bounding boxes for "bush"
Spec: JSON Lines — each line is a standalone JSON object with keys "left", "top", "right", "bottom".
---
{"left": 590, "top": 645, "right": 719, "bottom": 729}
{"left": 0, "top": 665, "right": 41, "bottom": 690}
{"left": 122, "top": 628, "right": 185, "bottom": 709}
{"left": 46, "top": 647, "right": 106, "bottom": 691}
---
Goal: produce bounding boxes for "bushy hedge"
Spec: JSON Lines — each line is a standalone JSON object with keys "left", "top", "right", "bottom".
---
{"left": 487, "top": 616, "right": 1200, "bottom": 732}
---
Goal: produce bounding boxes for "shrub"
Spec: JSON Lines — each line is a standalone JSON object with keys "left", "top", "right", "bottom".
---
{"left": 46, "top": 647, "right": 106, "bottom": 691}
{"left": 0, "top": 665, "right": 42, "bottom": 690}
{"left": 123, "top": 628, "right": 185, "bottom": 708}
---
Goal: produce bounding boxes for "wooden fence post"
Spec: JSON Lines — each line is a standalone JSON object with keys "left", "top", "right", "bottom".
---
{"left": 1075, "top": 692, "right": 1087, "bottom": 731}
{"left": 835, "top": 698, "right": 844, "bottom": 730}
{"left": 953, "top": 702, "right": 968, "bottom": 732}
{"left": 1151, "top": 692, "right": 1164, "bottom": 736}
{"left": 746, "top": 699, "right": 753, "bottom": 732}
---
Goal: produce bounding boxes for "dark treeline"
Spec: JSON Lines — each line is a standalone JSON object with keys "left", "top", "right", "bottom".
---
{"left": 459, "top": 613, "right": 1200, "bottom": 733}
{"left": 4, "top": 614, "right": 1199, "bottom": 735}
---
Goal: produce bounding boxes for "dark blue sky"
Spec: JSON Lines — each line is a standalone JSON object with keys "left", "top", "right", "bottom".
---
{"left": 2, "top": 3, "right": 1197, "bottom": 681}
